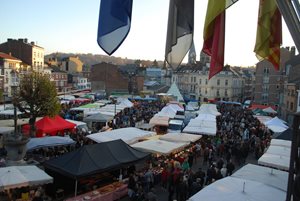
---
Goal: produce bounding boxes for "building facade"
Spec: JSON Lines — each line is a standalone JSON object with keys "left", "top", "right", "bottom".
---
{"left": 0, "top": 52, "right": 22, "bottom": 97}
{"left": 172, "top": 64, "right": 244, "bottom": 102}
{"left": 254, "top": 47, "right": 295, "bottom": 109}
{"left": 90, "top": 62, "right": 144, "bottom": 96}
{"left": 0, "top": 38, "right": 44, "bottom": 72}
{"left": 61, "top": 56, "right": 83, "bottom": 74}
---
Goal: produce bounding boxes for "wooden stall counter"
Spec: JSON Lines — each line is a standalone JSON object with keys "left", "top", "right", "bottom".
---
{"left": 66, "top": 182, "right": 127, "bottom": 201}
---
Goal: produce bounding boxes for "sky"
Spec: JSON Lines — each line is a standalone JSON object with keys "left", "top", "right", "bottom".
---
{"left": 0, "top": 0, "right": 296, "bottom": 67}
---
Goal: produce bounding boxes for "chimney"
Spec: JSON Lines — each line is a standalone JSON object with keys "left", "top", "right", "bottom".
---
{"left": 24, "top": 38, "right": 28, "bottom": 43}
{"left": 18, "top": 38, "right": 23, "bottom": 42}
{"left": 30, "top": 41, "right": 35, "bottom": 45}
{"left": 7, "top": 38, "right": 12, "bottom": 42}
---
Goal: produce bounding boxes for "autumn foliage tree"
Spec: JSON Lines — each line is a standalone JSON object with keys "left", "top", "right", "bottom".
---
{"left": 14, "top": 72, "right": 61, "bottom": 137}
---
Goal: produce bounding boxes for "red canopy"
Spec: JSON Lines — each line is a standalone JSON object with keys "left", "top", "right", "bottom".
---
{"left": 249, "top": 104, "right": 277, "bottom": 110}
{"left": 23, "top": 115, "right": 76, "bottom": 137}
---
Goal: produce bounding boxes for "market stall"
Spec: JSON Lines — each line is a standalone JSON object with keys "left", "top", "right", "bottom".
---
{"left": 270, "top": 139, "right": 291, "bottom": 148}
{"left": 22, "top": 115, "right": 76, "bottom": 137}
{"left": 44, "top": 139, "right": 151, "bottom": 196}
{"left": 258, "top": 153, "right": 290, "bottom": 171}
{"left": 188, "top": 176, "right": 286, "bottom": 201}
{"left": 231, "top": 164, "right": 288, "bottom": 192}
{"left": 159, "top": 133, "right": 202, "bottom": 143}
{"left": 87, "top": 127, "right": 155, "bottom": 145}
{"left": 131, "top": 139, "right": 188, "bottom": 155}
{"left": 0, "top": 165, "right": 53, "bottom": 191}
{"left": 26, "top": 136, "right": 75, "bottom": 151}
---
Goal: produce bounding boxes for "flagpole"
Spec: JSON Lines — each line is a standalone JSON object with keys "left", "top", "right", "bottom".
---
{"left": 276, "top": 0, "right": 300, "bottom": 51}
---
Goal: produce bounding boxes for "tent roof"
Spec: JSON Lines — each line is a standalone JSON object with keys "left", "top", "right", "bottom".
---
{"left": 258, "top": 153, "right": 290, "bottom": 171}
{"left": 87, "top": 127, "right": 154, "bottom": 144}
{"left": 167, "top": 82, "right": 184, "bottom": 102}
{"left": 0, "top": 166, "right": 53, "bottom": 191}
{"left": 263, "top": 107, "right": 277, "bottom": 114}
{"left": 265, "top": 145, "right": 291, "bottom": 157}
{"left": 35, "top": 116, "right": 76, "bottom": 134}
{"left": 83, "top": 113, "right": 113, "bottom": 123}
{"left": 131, "top": 139, "right": 188, "bottom": 155}
{"left": 270, "top": 139, "right": 291, "bottom": 148}
{"left": 43, "top": 139, "right": 151, "bottom": 179}
{"left": 159, "top": 133, "right": 202, "bottom": 143}
{"left": 232, "top": 164, "right": 288, "bottom": 192}
{"left": 189, "top": 176, "right": 286, "bottom": 201}
{"left": 149, "top": 116, "right": 169, "bottom": 126}
{"left": 26, "top": 136, "right": 76, "bottom": 151}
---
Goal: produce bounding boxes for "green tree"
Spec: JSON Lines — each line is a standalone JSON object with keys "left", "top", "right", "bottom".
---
{"left": 14, "top": 72, "right": 61, "bottom": 137}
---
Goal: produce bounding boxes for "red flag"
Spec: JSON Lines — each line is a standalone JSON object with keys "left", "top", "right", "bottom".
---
{"left": 203, "top": 12, "right": 225, "bottom": 79}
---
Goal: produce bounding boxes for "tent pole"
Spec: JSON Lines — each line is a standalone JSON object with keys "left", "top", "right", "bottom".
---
{"left": 74, "top": 179, "right": 78, "bottom": 197}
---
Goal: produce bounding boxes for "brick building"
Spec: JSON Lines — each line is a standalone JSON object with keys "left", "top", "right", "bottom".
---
{"left": 90, "top": 62, "right": 144, "bottom": 96}
{"left": 0, "top": 38, "right": 44, "bottom": 72}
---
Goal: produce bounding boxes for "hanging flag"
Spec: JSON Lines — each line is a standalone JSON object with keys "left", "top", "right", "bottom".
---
{"left": 254, "top": 0, "right": 282, "bottom": 70}
{"left": 97, "top": 0, "right": 133, "bottom": 55}
{"left": 165, "top": 0, "right": 194, "bottom": 69}
{"left": 202, "top": 0, "right": 238, "bottom": 79}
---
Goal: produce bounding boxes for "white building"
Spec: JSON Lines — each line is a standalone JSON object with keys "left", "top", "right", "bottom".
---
{"left": 172, "top": 64, "right": 244, "bottom": 102}
{"left": 0, "top": 52, "right": 22, "bottom": 97}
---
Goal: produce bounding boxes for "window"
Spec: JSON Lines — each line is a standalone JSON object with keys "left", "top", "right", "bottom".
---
{"left": 225, "top": 89, "right": 228, "bottom": 96}
{"left": 216, "top": 89, "right": 220, "bottom": 96}
{"left": 290, "top": 102, "right": 294, "bottom": 110}
{"left": 205, "top": 88, "right": 207, "bottom": 94}
{"left": 263, "top": 67, "right": 270, "bottom": 74}
{"left": 199, "top": 79, "right": 202, "bottom": 84}
{"left": 205, "top": 79, "right": 208, "bottom": 85}
{"left": 225, "top": 80, "right": 228, "bottom": 86}
{"left": 217, "top": 79, "right": 220, "bottom": 86}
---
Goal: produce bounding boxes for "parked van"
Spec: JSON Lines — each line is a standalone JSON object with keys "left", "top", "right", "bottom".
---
{"left": 168, "top": 119, "right": 185, "bottom": 133}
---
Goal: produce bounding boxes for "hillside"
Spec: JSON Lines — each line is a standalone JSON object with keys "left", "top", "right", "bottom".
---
{"left": 45, "top": 52, "right": 164, "bottom": 67}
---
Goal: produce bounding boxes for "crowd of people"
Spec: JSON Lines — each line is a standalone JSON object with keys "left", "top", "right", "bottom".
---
{"left": 0, "top": 97, "right": 277, "bottom": 201}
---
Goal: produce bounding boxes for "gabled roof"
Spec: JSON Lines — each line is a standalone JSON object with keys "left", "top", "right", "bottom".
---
{"left": 0, "top": 52, "right": 21, "bottom": 61}
{"left": 167, "top": 82, "right": 184, "bottom": 102}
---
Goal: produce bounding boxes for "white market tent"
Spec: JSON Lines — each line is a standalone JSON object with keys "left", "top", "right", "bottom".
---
{"left": 87, "top": 127, "right": 155, "bottom": 145}
{"left": 265, "top": 145, "right": 291, "bottom": 157}
{"left": 183, "top": 126, "right": 216, "bottom": 136}
{"left": 231, "top": 164, "right": 288, "bottom": 192}
{"left": 263, "top": 107, "right": 277, "bottom": 114}
{"left": 131, "top": 139, "right": 188, "bottom": 155}
{"left": 159, "top": 133, "right": 202, "bottom": 143}
{"left": 183, "top": 114, "right": 217, "bottom": 136}
{"left": 186, "top": 119, "right": 216, "bottom": 129}
{"left": 156, "top": 106, "right": 177, "bottom": 118}
{"left": 270, "top": 139, "right": 291, "bottom": 148}
{"left": 188, "top": 176, "right": 286, "bottom": 201}
{"left": 26, "top": 136, "right": 76, "bottom": 151}
{"left": 258, "top": 153, "right": 290, "bottom": 171}
{"left": 149, "top": 115, "right": 170, "bottom": 126}
{"left": 117, "top": 98, "right": 133, "bottom": 108}
{"left": 254, "top": 115, "right": 273, "bottom": 124}
{"left": 167, "top": 103, "right": 184, "bottom": 112}
{"left": 264, "top": 117, "right": 289, "bottom": 133}
{"left": 196, "top": 104, "right": 221, "bottom": 116}
{"left": 0, "top": 166, "right": 53, "bottom": 191}
{"left": 167, "top": 82, "right": 184, "bottom": 102}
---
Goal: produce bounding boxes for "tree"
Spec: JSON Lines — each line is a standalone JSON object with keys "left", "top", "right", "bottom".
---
{"left": 14, "top": 72, "right": 61, "bottom": 137}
